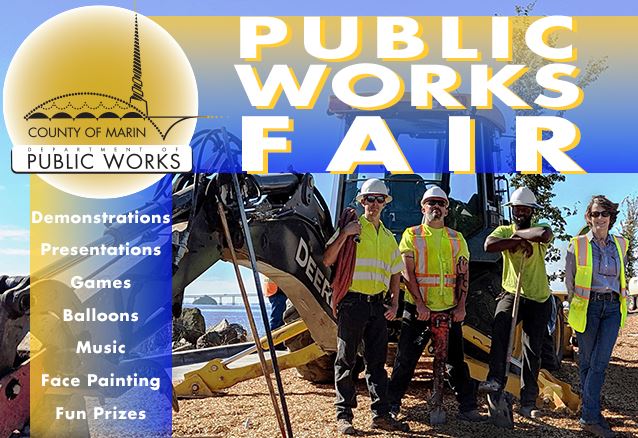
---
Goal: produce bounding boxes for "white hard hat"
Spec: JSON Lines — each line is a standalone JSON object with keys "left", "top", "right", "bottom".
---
{"left": 356, "top": 178, "right": 392, "bottom": 203}
{"left": 421, "top": 186, "right": 449, "bottom": 206}
{"left": 505, "top": 187, "right": 541, "bottom": 209}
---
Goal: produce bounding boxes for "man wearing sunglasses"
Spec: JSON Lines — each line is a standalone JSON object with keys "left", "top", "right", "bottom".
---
{"left": 387, "top": 186, "right": 484, "bottom": 424}
{"left": 323, "top": 178, "right": 409, "bottom": 435}
{"left": 479, "top": 186, "right": 554, "bottom": 421}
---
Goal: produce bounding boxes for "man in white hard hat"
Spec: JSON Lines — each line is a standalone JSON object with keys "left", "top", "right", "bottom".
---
{"left": 479, "top": 186, "right": 554, "bottom": 420}
{"left": 323, "top": 178, "right": 409, "bottom": 435}
{"left": 387, "top": 185, "right": 485, "bottom": 423}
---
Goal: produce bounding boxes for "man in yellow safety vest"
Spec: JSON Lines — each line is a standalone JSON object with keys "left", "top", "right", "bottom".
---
{"left": 323, "top": 178, "right": 409, "bottom": 435}
{"left": 387, "top": 186, "right": 485, "bottom": 423}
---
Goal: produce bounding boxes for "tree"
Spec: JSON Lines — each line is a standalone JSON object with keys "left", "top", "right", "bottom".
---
{"left": 509, "top": 2, "right": 608, "bottom": 159}
{"left": 507, "top": 4, "right": 608, "bottom": 281}
{"left": 619, "top": 195, "right": 638, "bottom": 310}
{"left": 509, "top": 174, "right": 576, "bottom": 281}
{"left": 620, "top": 195, "right": 638, "bottom": 279}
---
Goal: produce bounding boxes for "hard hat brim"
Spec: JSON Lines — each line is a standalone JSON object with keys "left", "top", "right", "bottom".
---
{"left": 504, "top": 201, "right": 541, "bottom": 209}
{"left": 421, "top": 195, "right": 449, "bottom": 206}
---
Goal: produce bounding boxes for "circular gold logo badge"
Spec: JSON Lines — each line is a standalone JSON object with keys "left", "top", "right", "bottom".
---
{"left": 4, "top": 6, "right": 198, "bottom": 198}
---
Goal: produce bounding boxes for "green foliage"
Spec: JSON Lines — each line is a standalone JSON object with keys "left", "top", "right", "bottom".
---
{"left": 620, "top": 195, "right": 638, "bottom": 278}
{"left": 507, "top": 4, "right": 608, "bottom": 281}
{"left": 514, "top": 1, "right": 538, "bottom": 16}
{"left": 509, "top": 5, "right": 609, "bottom": 120}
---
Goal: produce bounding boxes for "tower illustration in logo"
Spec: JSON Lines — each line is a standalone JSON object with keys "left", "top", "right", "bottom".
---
{"left": 4, "top": 6, "right": 199, "bottom": 198}
{"left": 21, "top": 13, "right": 196, "bottom": 141}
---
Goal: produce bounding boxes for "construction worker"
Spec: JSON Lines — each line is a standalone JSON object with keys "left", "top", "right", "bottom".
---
{"left": 565, "top": 196, "right": 627, "bottom": 438}
{"left": 387, "top": 186, "right": 485, "bottom": 423}
{"left": 263, "top": 277, "right": 287, "bottom": 330}
{"left": 479, "top": 186, "right": 554, "bottom": 420}
{"left": 323, "top": 178, "right": 409, "bottom": 435}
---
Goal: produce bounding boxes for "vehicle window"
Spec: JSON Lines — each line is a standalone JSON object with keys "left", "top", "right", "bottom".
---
{"left": 447, "top": 174, "right": 483, "bottom": 237}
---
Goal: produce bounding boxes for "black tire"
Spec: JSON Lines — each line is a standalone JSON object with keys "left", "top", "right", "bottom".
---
{"left": 541, "top": 296, "right": 568, "bottom": 370}
{"left": 283, "top": 305, "right": 335, "bottom": 383}
{"left": 553, "top": 295, "right": 566, "bottom": 363}
{"left": 464, "top": 264, "right": 502, "bottom": 337}
{"left": 628, "top": 295, "right": 637, "bottom": 312}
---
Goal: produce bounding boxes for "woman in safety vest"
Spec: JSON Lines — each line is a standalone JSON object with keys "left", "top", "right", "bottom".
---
{"left": 565, "top": 195, "right": 627, "bottom": 438}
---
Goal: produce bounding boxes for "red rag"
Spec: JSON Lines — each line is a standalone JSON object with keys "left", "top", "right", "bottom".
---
{"left": 330, "top": 208, "right": 359, "bottom": 316}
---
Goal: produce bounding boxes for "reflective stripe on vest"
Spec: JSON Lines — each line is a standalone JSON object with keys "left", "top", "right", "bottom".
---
{"left": 573, "top": 235, "right": 592, "bottom": 300}
{"left": 617, "top": 236, "right": 629, "bottom": 298}
{"left": 411, "top": 225, "right": 462, "bottom": 311}
{"left": 351, "top": 219, "right": 400, "bottom": 295}
{"left": 568, "top": 234, "right": 628, "bottom": 332}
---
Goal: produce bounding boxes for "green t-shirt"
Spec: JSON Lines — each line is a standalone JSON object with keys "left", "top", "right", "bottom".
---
{"left": 489, "top": 223, "right": 552, "bottom": 303}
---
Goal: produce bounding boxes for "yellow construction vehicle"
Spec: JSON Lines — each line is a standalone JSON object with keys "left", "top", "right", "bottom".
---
{"left": 170, "top": 97, "right": 580, "bottom": 412}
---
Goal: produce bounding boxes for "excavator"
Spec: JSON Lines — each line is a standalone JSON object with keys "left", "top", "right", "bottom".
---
{"left": 0, "top": 96, "right": 587, "bottom": 435}
{"left": 170, "top": 96, "right": 579, "bottom": 412}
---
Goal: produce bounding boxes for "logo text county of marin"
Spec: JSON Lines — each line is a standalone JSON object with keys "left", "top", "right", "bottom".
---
{"left": 3, "top": 6, "right": 198, "bottom": 198}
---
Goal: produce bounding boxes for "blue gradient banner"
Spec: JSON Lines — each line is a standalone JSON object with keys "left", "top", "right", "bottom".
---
{"left": 30, "top": 177, "right": 173, "bottom": 437}
{"left": 149, "top": 16, "right": 638, "bottom": 174}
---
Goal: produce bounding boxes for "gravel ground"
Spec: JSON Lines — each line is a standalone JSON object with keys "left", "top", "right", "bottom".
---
{"left": 173, "top": 315, "right": 638, "bottom": 437}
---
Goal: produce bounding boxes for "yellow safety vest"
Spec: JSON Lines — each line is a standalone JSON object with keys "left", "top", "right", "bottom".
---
{"left": 568, "top": 234, "right": 628, "bottom": 333}
{"left": 351, "top": 216, "right": 403, "bottom": 295}
{"left": 411, "top": 225, "right": 464, "bottom": 311}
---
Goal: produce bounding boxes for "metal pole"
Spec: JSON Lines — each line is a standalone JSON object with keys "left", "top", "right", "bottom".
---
{"left": 217, "top": 201, "right": 287, "bottom": 437}
{"left": 221, "top": 127, "right": 294, "bottom": 438}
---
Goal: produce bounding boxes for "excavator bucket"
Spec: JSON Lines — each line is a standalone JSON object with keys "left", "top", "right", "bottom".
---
{"left": 173, "top": 320, "right": 327, "bottom": 398}
{"left": 462, "top": 325, "right": 580, "bottom": 412}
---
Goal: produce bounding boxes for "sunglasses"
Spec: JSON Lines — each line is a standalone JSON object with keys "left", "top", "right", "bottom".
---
{"left": 425, "top": 200, "right": 447, "bottom": 207}
{"left": 590, "top": 211, "right": 611, "bottom": 218}
{"left": 364, "top": 195, "right": 386, "bottom": 204}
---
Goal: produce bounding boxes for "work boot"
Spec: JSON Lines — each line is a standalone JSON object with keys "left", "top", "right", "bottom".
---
{"left": 598, "top": 415, "right": 612, "bottom": 432}
{"left": 336, "top": 418, "right": 356, "bottom": 436}
{"left": 519, "top": 405, "right": 542, "bottom": 419}
{"left": 478, "top": 378, "right": 501, "bottom": 394}
{"left": 389, "top": 405, "right": 400, "bottom": 421}
{"left": 370, "top": 415, "right": 410, "bottom": 433}
{"left": 580, "top": 419, "right": 615, "bottom": 438}
{"left": 457, "top": 409, "right": 487, "bottom": 422}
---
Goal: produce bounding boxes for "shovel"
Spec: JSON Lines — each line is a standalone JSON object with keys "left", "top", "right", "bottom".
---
{"left": 488, "top": 256, "right": 526, "bottom": 429}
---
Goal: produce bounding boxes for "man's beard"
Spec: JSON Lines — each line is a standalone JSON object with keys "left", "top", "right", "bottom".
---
{"left": 513, "top": 215, "right": 532, "bottom": 229}
{"left": 425, "top": 210, "right": 442, "bottom": 222}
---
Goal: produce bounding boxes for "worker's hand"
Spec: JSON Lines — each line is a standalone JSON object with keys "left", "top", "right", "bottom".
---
{"left": 456, "top": 256, "right": 468, "bottom": 275}
{"left": 415, "top": 301, "right": 430, "bottom": 321}
{"left": 516, "top": 239, "right": 533, "bottom": 258}
{"left": 451, "top": 306, "right": 466, "bottom": 323}
{"left": 384, "top": 302, "right": 399, "bottom": 321}
{"left": 342, "top": 221, "right": 361, "bottom": 237}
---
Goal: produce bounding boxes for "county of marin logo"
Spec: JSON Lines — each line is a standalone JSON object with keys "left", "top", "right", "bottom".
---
{"left": 4, "top": 6, "right": 200, "bottom": 197}
{"left": 24, "top": 14, "right": 198, "bottom": 141}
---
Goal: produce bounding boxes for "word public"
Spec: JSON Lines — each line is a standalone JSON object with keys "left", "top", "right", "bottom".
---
{"left": 236, "top": 16, "right": 584, "bottom": 174}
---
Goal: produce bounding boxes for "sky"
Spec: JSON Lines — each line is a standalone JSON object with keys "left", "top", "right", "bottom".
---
{"left": 2, "top": 1, "right": 638, "bottom": 295}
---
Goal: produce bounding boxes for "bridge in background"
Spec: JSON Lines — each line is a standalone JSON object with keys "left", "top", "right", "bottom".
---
{"left": 185, "top": 293, "right": 259, "bottom": 306}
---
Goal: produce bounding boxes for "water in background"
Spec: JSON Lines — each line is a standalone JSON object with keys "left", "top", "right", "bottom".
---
{"left": 184, "top": 304, "right": 270, "bottom": 335}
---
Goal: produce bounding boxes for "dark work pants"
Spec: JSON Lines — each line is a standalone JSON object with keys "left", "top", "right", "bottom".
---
{"left": 388, "top": 303, "right": 478, "bottom": 413}
{"left": 334, "top": 293, "right": 389, "bottom": 421}
{"left": 487, "top": 293, "right": 552, "bottom": 407}
{"left": 268, "top": 289, "right": 287, "bottom": 330}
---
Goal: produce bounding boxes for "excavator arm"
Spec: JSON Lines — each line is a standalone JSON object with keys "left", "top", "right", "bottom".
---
{"left": 171, "top": 172, "right": 338, "bottom": 351}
